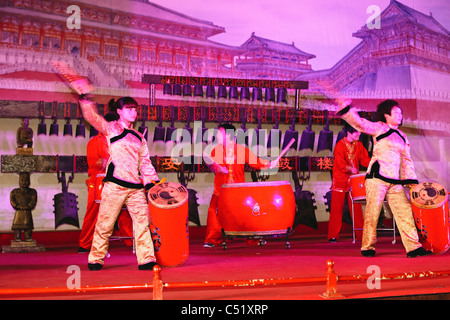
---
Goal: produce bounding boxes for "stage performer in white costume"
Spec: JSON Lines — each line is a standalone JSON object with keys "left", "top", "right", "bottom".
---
{"left": 337, "top": 99, "right": 432, "bottom": 258}
{"left": 73, "top": 79, "right": 160, "bottom": 271}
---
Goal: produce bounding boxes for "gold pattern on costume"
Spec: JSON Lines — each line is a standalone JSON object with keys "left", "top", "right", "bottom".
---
{"left": 89, "top": 182, "right": 156, "bottom": 265}
{"left": 225, "top": 144, "right": 235, "bottom": 183}
{"left": 363, "top": 179, "right": 421, "bottom": 253}
{"left": 343, "top": 139, "right": 356, "bottom": 168}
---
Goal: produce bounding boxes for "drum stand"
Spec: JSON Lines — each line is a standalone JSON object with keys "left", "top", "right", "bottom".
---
{"left": 109, "top": 233, "right": 135, "bottom": 254}
{"left": 109, "top": 207, "right": 136, "bottom": 254}
{"left": 220, "top": 228, "right": 293, "bottom": 250}
{"left": 349, "top": 194, "right": 397, "bottom": 245}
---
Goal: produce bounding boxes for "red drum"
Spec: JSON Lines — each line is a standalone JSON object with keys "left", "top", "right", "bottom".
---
{"left": 94, "top": 173, "right": 106, "bottom": 203}
{"left": 349, "top": 173, "right": 366, "bottom": 200}
{"left": 217, "top": 181, "right": 295, "bottom": 236}
{"left": 148, "top": 181, "right": 189, "bottom": 267}
{"left": 410, "top": 182, "right": 449, "bottom": 254}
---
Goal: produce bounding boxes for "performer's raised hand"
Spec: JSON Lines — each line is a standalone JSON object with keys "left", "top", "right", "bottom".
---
{"left": 317, "top": 80, "right": 352, "bottom": 111}
{"left": 338, "top": 98, "right": 352, "bottom": 109}
{"left": 267, "top": 159, "right": 279, "bottom": 170}
{"left": 70, "top": 78, "right": 94, "bottom": 97}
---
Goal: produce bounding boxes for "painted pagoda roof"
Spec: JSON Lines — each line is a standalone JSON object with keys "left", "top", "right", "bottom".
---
{"left": 355, "top": 0, "right": 450, "bottom": 37}
{"left": 75, "top": 0, "right": 226, "bottom": 37}
{"left": 240, "top": 32, "right": 316, "bottom": 60}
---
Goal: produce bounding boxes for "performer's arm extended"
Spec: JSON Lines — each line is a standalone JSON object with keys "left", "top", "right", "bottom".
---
{"left": 243, "top": 145, "right": 270, "bottom": 170}
{"left": 337, "top": 104, "right": 382, "bottom": 136}
{"left": 79, "top": 100, "right": 111, "bottom": 136}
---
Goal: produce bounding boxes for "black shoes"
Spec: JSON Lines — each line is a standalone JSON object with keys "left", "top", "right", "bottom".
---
{"left": 88, "top": 263, "right": 103, "bottom": 271}
{"left": 328, "top": 238, "right": 337, "bottom": 243}
{"left": 88, "top": 261, "right": 159, "bottom": 271}
{"left": 407, "top": 247, "right": 433, "bottom": 258}
{"left": 88, "top": 261, "right": 156, "bottom": 271}
{"left": 78, "top": 247, "right": 89, "bottom": 253}
{"left": 361, "top": 247, "right": 433, "bottom": 258}
{"left": 361, "top": 249, "right": 376, "bottom": 257}
{"left": 138, "top": 261, "right": 158, "bottom": 271}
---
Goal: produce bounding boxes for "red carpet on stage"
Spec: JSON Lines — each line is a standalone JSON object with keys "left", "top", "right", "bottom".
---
{"left": 0, "top": 227, "right": 449, "bottom": 300}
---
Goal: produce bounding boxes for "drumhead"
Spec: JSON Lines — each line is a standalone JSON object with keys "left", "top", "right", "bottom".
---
{"left": 410, "top": 182, "right": 448, "bottom": 209}
{"left": 221, "top": 181, "right": 291, "bottom": 189}
{"left": 148, "top": 181, "right": 188, "bottom": 209}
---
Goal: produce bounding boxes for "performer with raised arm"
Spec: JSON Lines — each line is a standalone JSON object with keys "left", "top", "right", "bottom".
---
{"left": 327, "top": 122, "right": 371, "bottom": 242}
{"left": 72, "top": 79, "right": 160, "bottom": 270}
{"left": 337, "top": 99, "right": 431, "bottom": 258}
{"left": 203, "top": 124, "right": 277, "bottom": 247}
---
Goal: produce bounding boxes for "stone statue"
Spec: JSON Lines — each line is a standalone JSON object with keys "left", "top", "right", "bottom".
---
{"left": 16, "top": 118, "right": 34, "bottom": 155}
{"left": 10, "top": 172, "right": 37, "bottom": 241}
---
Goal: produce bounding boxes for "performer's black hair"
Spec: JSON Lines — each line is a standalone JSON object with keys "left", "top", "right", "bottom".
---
{"left": 104, "top": 112, "right": 119, "bottom": 122}
{"left": 342, "top": 120, "right": 357, "bottom": 134}
{"left": 375, "top": 99, "right": 402, "bottom": 123}
{"left": 218, "top": 123, "right": 236, "bottom": 131}
{"left": 107, "top": 97, "right": 139, "bottom": 114}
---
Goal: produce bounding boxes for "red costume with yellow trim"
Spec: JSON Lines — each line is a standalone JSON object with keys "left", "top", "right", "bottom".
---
{"left": 327, "top": 137, "right": 371, "bottom": 240}
{"left": 204, "top": 142, "right": 268, "bottom": 246}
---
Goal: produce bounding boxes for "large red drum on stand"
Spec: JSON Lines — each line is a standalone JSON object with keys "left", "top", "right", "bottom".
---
{"left": 148, "top": 181, "right": 189, "bottom": 267}
{"left": 217, "top": 181, "right": 295, "bottom": 238}
{"left": 410, "top": 182, "right": 449, "bottom": 254}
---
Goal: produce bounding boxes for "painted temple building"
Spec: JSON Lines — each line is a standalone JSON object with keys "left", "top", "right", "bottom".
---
{"left": 236, "top": 32, "right": 315, "bottom": 80}
{"left": 0, "top": 0, "right": 243, "bottom": 103}
{"left": 299, "top": 0, "right": 450, "bottom": 128}
{"left": 0, "top": 0, "right": 317, "bottom": 104}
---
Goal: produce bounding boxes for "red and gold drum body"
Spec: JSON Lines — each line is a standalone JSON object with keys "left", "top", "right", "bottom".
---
{"left": 94, "top": 173, "right": 106, "bottom": 203}
{"left": 349, "top": 173, "right": 366, "bottom": 200}
{"left": 148, "top": 182, "right": 189, "bottom": 267}
{"left": 217, "top": 181, "right": 295, "bottom": 236}
{"left": 410, "top": 182, "right": 449, "bottom": 254}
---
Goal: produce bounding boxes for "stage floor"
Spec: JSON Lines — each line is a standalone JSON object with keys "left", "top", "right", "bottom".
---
{"left": 0, "top": 229, "right": 449, "bottom": 301}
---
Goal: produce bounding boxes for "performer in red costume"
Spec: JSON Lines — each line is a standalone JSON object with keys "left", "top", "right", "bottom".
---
{"left": 203, "top": 124, "right": 277, "bottom": 247}
{"left": 327, "top": 123, "right": 371, "bottom": 242}
{"left": 337, "top": 99, "right": 432, "bottom": 258}
{"left": 78, "top": 112, "right": 134, "bottom": 253}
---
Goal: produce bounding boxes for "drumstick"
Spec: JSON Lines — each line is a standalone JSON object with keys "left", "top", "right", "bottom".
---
{"left": 272, "top": 138, "right": 296, "bottom": 164}
{"left": 51, "top": 60, "right": 94, "bottom": 95}
{"left": 151, "top": 177, "right": 166, "bottom": 185}
{"left": 51, "top": 61, "right": 84, "bottom": 83}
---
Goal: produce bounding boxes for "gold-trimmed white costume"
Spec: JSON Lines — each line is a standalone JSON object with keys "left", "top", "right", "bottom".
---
{"left": 80, "top": 102, "right": 159, "bottom": 266}
{"left": 339, "top": 106, "right": 422, "bottom": 253}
